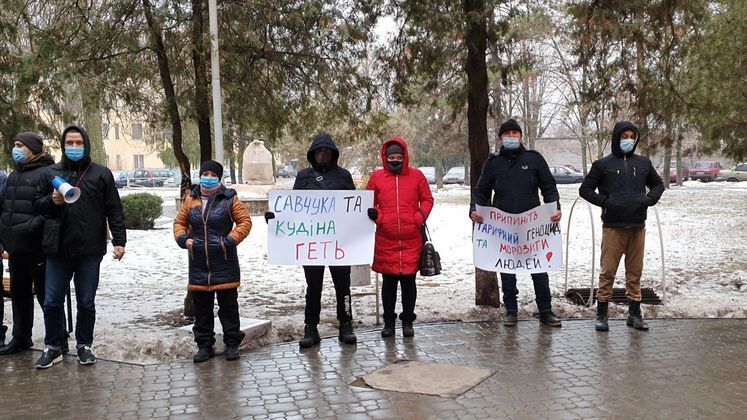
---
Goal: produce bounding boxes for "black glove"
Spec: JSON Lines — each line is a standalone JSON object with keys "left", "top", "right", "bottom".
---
{"left": 264, "top": 211, "right": 275, "bottom": 223}
{"left": 367, "top": 208, "right": 378, "bottom": 222}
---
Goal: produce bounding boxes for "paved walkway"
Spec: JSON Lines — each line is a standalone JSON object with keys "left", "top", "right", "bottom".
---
{"left": 2, "top": 319, "right": 746, "bottom": 419}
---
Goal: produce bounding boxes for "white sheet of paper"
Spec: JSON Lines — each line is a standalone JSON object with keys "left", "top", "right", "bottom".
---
{"left": 472, "top": 202, "right": 563, "bottom": 273}
{"left": 267, "top": 190, "right": 375, "bottom": 265}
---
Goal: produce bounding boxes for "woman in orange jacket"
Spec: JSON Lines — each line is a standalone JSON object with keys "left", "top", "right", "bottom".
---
{"left": 173, "top": 160, "right": 252, "bottom": 362}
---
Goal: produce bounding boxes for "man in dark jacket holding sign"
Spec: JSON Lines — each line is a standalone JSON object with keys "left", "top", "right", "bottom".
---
{"left": 34, "top": 125, "right": 126, "bottom": 368}
{"left": 580, "top": 121, "right": 664, "bottom": 332}
{"left": 0, "top": 132, "right": 55, "bottom": 355}
{"left": 265, "top": 133, "right": 357, "bottom": 348}
{"left": 470, "top": 119, "right": 563, "bottom": 327}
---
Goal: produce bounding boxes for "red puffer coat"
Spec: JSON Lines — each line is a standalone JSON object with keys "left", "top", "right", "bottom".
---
{"left": 366, "top": 138, "right": 434, "bottom": 275}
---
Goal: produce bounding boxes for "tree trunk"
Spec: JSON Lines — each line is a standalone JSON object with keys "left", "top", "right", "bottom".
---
{"left": 464, "top": 0, "right": 499, "bottom": 307}
{"left": 143, "top": 0, "right": 190, "bottom": 196}
{"left": 192, "top": 0, "right": 212, "bottom": 163}
{"left": 80, "top": 79, "right": 106, "bottom": 166}
{"left": 435, "top": 157, "right": 444, "bottom": 190}
{"left": 144, "top": 0, "right": 193, "bottom": 317}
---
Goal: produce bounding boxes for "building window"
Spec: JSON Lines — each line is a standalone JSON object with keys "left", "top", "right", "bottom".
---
{"left": 114, "top": 124, "right": 120, "bottom": 140}
{"left": 102, "top": 123, "right": 109, "bottom": 139}
{"left": 133, "top": 155, "right": 144, "bottom": 169}
{"left": 132, "top": 123, "right": 143, "bottom": 140}
{"left": 116, "top": 155, "right": 122, "bottom": 170}
{"left": 105, "top": 154, "right": 110, "bottom": 167}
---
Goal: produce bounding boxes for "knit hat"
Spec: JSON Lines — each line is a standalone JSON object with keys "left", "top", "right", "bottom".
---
{"left": 15, "top": 132, "right": 44, "bottom": 155}
{"left": 199, "top": 160, "right": 223, "bottom": 179}
{"left": 386, "top": 143, "right": 404, "bottom": 156}
{"left": 498, "top": 119, "right": 522, "bottom": 137}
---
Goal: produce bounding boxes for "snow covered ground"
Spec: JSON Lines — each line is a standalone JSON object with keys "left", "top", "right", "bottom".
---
{"left": 5, "top": 180, "right": 746, "bottom": 364}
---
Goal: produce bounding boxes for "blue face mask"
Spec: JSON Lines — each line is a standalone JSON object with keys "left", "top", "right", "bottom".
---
{"left": 502, "top": 137, "right": 520, "bottom": 150}
{"left": 620, "top": 139, "right": 636, "bottom": 154}
{"left": 200, "top": 176, "right": 220, "bottom": 189}
{"left": 12, "top": 147, "right": 27, "bottom": 164}
{"left": 65, "top": 147, "right": 85, "bottom": 162}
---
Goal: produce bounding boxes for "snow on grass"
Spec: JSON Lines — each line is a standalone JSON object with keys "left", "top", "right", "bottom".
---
{"left": 8, "top": 181, "right": 745, "bottom": 364}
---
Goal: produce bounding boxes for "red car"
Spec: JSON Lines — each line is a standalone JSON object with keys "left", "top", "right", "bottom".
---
{"left": 657, "top": 161, "right": 690, "bottom": 183}
{"left": 689, "top": 161, "right": 722, "bottom": 182}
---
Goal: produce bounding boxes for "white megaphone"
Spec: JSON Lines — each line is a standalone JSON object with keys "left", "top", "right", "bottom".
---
{"left": 52, "top": 176, "right": 81, "bottom": 204}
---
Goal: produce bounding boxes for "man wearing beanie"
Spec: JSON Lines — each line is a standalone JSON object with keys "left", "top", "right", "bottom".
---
{"left": 0, "top": 133, "right": 56, "bottom": 356}
{"left": 470, "top": 118, "right": 563, "bottom": 327}
{"left": 174, "top": 159, "right": 252, "bottom": 362}
{"left": 264, "top": 133, "right": 358, "bottom": 348}
{"left": 580, "top": 121, "right": 664, "bottom": 332}
{"left": 33, "top": 125, "right": 126, "bottom": 369}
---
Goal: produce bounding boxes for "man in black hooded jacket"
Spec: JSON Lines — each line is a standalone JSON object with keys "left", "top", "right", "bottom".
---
{"left": 0, "top": 132, "right": 56, "bottom": 355}
{"left": 580, "top": 121, "right": 664, "bottom": 332}
{"left": 265, "top": 133, "right": 357, "bottom": 348}
{"left": 33, "top": 125, "right": 126, "bottom": 368}
{"left": 470, "top": 119, "right": 563, "bottom": 327}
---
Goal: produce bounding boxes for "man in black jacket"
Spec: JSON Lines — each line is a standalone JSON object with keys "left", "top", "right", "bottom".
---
{"left": 34, "top": 125, "right": 127, "bottom": 368}
{"left": 470, "top": 119, "right": 563, "bottom": 327}
{"left": 0, "top": 133, "right": 56, "bottom": 355}
{"left": 265, "top": 133, "right": 357, "bottom": 348}
{"left": 580, "top": 121, "right": 664, "bottom": 332}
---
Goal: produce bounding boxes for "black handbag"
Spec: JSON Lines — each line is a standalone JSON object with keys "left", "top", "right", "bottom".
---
{"left": 419, "top": 223, "right": 441, "bottom": 276}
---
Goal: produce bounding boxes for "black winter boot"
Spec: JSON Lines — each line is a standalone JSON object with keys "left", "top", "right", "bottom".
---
{"left": 402, "top": 321, "right": 414, "bottom": 337}
{"left": 0, "top": 325, "right": 6, "bottom": 346}
{"left": 540, "top": 312, "right": 562, "bottom": 327}
{"left": 0, "top": 337, "right": 34, "bottom": 355}
{"left": 338, "top": 320, "right": 357, "bottom": 345}
{"left": 193, "top": 346, "right": 214, "bottom": 363}
{"left": 504, "top": 312, "right": 518, "bottom": 327}
{"left": 627, "top": 300, "right": 649, "bottom": 330}
{"left": 225, "top": 345, "right": 240, "bottom": 361}
{"left": 595, "top": 301, "right": 609, "bottom": 331}
{"left": 381, "top": 316, "right": 396, "bottom": 338}
{"left": 299, "top": 324, "right": 321, "bottom": 348}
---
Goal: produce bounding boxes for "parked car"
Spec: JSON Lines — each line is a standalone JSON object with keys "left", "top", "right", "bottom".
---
{"left": 112, "top": 171, "right": 131, "bottom": 188}
{"left": 130, "top": 168, "right": 166, "bottom": 187}
{"left": 657, "top": 161, "right": 690, "bottom": 183}
{"left": 443, "top": 167, "right": 466, "bottom": 185}
{"left": 716, "top": 163, "right": 747, "bottom": 182}
{"left": 418, "top": 166, "right": 436, "bottom": 184}
{"left": 689, "top": 161, "right": 722, "bottom": 182}
{"left": 275, "top": 165, "right": 297, "bottom": 178}
{"left": 550, "top": 166, "right": 584, "bottom": 184}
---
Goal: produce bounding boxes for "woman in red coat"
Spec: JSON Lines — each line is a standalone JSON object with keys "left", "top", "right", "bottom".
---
{"left": 366, "top": 138, "right": 434, "bottom": 338}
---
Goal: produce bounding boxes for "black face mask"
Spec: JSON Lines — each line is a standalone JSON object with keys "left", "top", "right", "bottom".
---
{"left": 387, "top": 161, "right": 403, "bottom": 174}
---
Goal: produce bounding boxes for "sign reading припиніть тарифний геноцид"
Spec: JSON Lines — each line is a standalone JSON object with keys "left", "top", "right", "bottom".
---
{"left": 267, "top": 190, "right": 375, "bottom": 265}
{"left": 473, "top": 202, "right": 563, "bottom": 274}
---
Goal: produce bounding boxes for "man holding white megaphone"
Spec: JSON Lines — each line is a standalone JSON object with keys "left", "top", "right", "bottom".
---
{"left": 51, "top": 176, "right": 81, "bottom": 204}
{"left": 34, "top": 125, "right": 127, "bottom": 369}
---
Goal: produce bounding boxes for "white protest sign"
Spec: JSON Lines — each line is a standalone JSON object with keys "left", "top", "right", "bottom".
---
{"left": 473, "top": 202, "right": 563, "bottom": 274}
{"left": 268, "top": 190, "right": 375, "bottom": 266}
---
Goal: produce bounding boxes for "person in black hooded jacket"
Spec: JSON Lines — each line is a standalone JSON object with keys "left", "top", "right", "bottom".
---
{"left": 470, "top": 119, "right": 563, "bottom": 327}
{"left": 0, "top": 132, "right": 56, "bottom": 355}
{"left": 580, "top": 121, "right": 664, "bottom": 332}
{"left": 33, "top": 125, "right": 127, "bottom": 369}
{"left": 265, "top": 133, "right": 357, "bottom": 348}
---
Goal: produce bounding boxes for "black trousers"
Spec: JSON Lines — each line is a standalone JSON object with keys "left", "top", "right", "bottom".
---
{"left": 9, "top": 253, "right": 46, "bottom": 342}
{"left": 1, "top": 257, "right": 5, "bottom": 342}
{"left": 382, "top": 274, "right": 417, "bottom": 322}
{"left": 303, "top": 265, "right": 352, "bottom": 326}
{"left": 192, "top": 288, "right": 245, "bottom": 348}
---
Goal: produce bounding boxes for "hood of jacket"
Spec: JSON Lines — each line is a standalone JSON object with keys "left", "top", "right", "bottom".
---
{"left": 611, "top": 121, "right": 640, "bottom": 157}
{"left": 379, "top": 138, "right": 410, "bottom": 175}
{"left": 306, "top": 133, "right": 340, "bottom": 172}
{"left": 60, "top": 124, "right": 92, "bottom": 169}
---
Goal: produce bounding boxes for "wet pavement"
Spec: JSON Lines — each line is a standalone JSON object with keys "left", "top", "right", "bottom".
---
{"left": 2, "top": 319, "right": 745, "bottom": 419}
